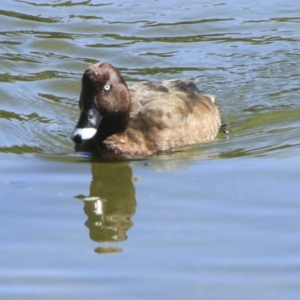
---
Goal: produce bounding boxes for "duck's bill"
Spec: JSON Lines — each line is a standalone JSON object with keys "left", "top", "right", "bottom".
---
{"left": 70, "top": 105, "right": 102, "bottom": 144}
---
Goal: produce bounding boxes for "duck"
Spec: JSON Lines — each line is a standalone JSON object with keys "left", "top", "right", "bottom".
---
{"left": 70, "top": 62, "right": 221, "bottom": 156}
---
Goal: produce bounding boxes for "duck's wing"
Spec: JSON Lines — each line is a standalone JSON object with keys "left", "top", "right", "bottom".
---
{"left": 128, "top": 79, "right": 216, "bottom": 130}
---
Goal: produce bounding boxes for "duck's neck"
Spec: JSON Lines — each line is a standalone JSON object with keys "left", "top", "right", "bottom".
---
{"left": 96, "top": 112, "right": 130, "bottom": 142}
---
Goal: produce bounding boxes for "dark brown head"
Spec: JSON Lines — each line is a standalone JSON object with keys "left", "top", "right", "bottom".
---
{"left": 71, "top": 62, "right": 131, "bottom": 144}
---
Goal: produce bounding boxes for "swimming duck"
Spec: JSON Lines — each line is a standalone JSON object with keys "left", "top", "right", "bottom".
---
{"left": 70, "top": 62, "right": 221, "bottom": 156}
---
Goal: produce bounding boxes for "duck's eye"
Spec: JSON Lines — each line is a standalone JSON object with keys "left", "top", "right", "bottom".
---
{"left": 104, "top": 84, "right": 111, "bottom": 91}
{"left": 88, "top": 111, "right": 93, "bottom": 120}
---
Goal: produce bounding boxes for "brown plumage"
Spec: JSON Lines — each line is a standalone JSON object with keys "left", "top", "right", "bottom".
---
{"left": 71, "top": 62, "right": 221, "bottom": 156}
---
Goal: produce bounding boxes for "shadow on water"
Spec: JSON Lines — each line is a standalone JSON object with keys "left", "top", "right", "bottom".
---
{"left": 74, "top": 159, "right": 136, "bottom": 254}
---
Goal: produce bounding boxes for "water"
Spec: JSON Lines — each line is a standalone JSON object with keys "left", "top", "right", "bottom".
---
{"left": 1, "top": 0, "right": 300, "bottom": 299}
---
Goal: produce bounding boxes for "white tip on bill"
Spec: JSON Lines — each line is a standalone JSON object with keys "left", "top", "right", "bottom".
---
{"left": 71, "top": 128, "right": 97, "bottom": 141}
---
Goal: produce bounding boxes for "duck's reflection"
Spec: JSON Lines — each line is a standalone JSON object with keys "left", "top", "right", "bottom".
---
{"left": 76, "top": 159, "right": 136, "bottom": 247}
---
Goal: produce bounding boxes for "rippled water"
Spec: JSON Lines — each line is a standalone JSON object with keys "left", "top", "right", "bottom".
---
{"left": 1, "top": 0, "right": 300, "bottom": 299}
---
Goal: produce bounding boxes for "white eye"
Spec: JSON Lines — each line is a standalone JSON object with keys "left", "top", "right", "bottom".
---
{"left": 104, "top": 84, "right": 110, "bottom": 91}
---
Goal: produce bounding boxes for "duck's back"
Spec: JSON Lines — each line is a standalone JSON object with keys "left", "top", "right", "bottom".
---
{"left": 103, "top": 79, "right": 221, "bottom": 156}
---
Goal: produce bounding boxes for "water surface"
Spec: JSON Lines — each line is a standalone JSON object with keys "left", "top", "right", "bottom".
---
{"left": 1, "top": 0, "right": 300, "bottom": 299}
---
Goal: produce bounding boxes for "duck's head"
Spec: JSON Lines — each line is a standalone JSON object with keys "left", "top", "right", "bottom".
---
{"left": 70, "top": 62, "right": 131, "bottom": 145}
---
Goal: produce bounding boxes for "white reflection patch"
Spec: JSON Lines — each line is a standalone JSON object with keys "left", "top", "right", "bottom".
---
{"left": 94, "top": 200, "right": 103, "bottom": 215}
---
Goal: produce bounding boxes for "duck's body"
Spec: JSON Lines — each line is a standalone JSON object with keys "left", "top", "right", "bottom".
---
{"left": 71, "top": 63, "right": 221, "bottom": 156}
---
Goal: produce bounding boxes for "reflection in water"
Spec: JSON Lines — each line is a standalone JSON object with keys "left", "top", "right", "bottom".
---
{"left": 75, "top": 160, "right": 136, "bottom": 249}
